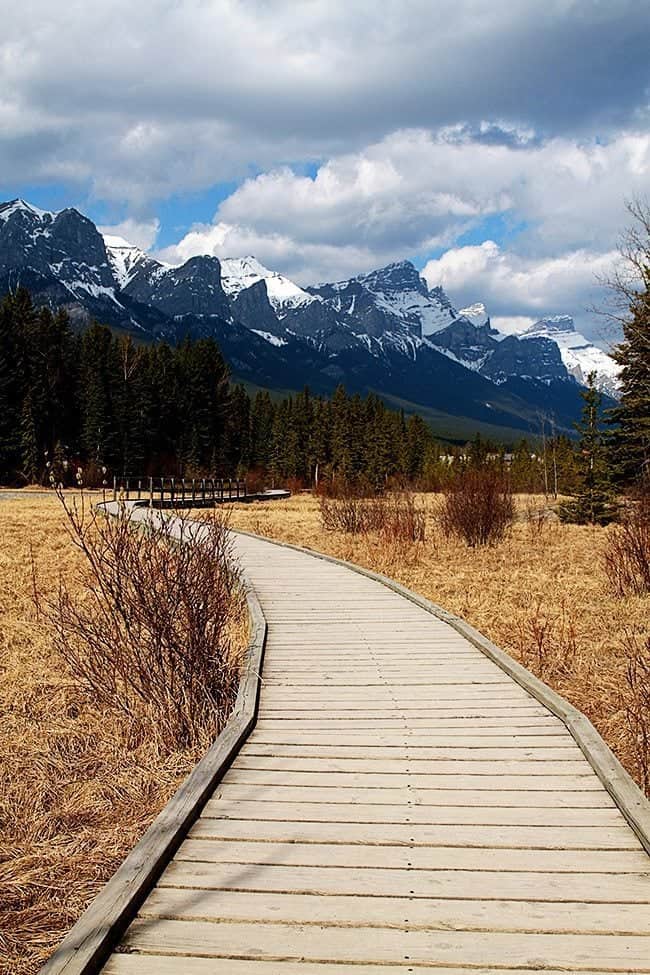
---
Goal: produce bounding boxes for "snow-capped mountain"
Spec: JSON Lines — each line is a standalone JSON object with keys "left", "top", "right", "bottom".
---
{"left": 220, "top": 256, "right": 316, "bottom": 315}
{"left": 309, "top": 261, "right": 460, "bottom": 338}
{"left": 0, "top": 197, "right": 621, "bottom": 441}
{"left": 104, "top": 235, "right": 152, "bottom": 289}
{"left": 522, "top": 316, "right": 620, "bottom": 397}
{"left": 458, "top": 302, "right": 490, "bottom": 328}
{"left": 0, "top": 198, "right": 119, "bottom": 308}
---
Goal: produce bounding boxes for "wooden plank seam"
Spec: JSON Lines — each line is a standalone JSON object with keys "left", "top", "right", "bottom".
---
{"left": 232, "top": 527, "right": 650, "bottom": 856}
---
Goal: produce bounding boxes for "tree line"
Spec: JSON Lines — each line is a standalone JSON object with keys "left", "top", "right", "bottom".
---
{"left": 0, "top": 288, "right": 439, "bottom": 488}
{"left": 0, "top": 270, "right": 647, "bottom": 499}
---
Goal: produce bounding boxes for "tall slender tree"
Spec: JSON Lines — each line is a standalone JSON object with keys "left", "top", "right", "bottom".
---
{"left": 602, "top": 199, "right": 650, "bottom": 484}
{"left": 561, "top": 374, "right": 617, "bottom": 524}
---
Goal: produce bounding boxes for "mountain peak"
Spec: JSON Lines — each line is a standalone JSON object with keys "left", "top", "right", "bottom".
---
{"left": 356, "top": 260, "right": 425, "bottom": 294}
{"left": 0, "top": 198, "right": 56, "bottom": 222}
{"left": 458, "top": 302, "right": 489, "bottom": 328}
{"left": 220, "top": 255, "right": 314, "bottom": 314}
{"left": 103, "top": 233, "right": 152, "bottom": 289}
{"left": 524, "top": 315, "right": 575, "bottom": 337}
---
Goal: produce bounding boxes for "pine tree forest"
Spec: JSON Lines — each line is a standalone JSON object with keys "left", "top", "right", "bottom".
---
{"left": 0, "top": 288, "right": 600, "bottom": 495}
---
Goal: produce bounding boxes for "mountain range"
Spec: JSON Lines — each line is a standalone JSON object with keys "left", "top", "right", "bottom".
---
{"left": 0, "top": 198, "right": 620, "bottom": 443}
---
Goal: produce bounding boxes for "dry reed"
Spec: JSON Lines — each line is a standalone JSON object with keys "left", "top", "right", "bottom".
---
{"left": 0, "top": 496, "right": 247, "bottom": 974}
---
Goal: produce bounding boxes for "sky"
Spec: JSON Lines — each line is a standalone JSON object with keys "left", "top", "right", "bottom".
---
{"left": 1, "top": 0, "right": 649, "bottom": 345}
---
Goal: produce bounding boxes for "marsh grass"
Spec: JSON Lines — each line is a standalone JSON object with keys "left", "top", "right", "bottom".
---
{"left": 0, "top": 496, "right": 247, "bottom": 974}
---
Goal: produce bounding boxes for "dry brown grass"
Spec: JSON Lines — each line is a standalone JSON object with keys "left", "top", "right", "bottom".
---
{"left": 0, "top": 495, "right": 247, "bottom": 975}
{"left": 223, "top": 492, "right": 650, "bottom": 795}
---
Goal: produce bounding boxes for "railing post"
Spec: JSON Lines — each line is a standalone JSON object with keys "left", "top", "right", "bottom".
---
{"left": 201, "top": 478, "right": 206, "bottom": 503}
{"left": 160, "top": 477, "right": 164, "bottom": 507}
{"left": 137, "top": 478, "right": 142, "bottom": 500}
{"left": 181, "top": 479, "right": 186, "bottom": 505}
{"left": 149, "top": 476, "right": 153, "bottom": 507}
{"left": 191, "top": 478, "right": 196, "bottom": 504}
{"left": 113, "top": 476, "right": 117, "bottom": 501}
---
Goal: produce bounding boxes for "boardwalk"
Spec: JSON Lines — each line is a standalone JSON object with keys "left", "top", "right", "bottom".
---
{"left": 99, "top": 527, "right": 650, "bottom": 973}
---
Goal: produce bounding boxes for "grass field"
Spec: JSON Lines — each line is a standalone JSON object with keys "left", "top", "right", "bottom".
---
{"left": 2, "top": 490, "right": 647, "bottom": 971}
{"left": 0, "top": 495, "right": 245, "bottom": 975}
{"left": 224, "top": 492, "right": 650, "bottom": 796}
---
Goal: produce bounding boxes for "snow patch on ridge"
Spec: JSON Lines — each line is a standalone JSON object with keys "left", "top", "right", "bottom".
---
{"left": 458, "top": 302, "right": 489, "bottom": 328}
{"left": 522, "top": 316, "right": 620, "bottom": 395}
{"left": 220, "top": 256, "right": 316, "bottom": 314}
{"left": 0, "top": 199, "right": 56, "bottom": 222}
{"left": 103, "top": 234, "right": 150, "bottom": 288}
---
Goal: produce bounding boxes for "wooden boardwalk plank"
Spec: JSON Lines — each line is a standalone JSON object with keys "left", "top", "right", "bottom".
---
{"left": 100, "top": 527, "right": 650, "bottom": 974}
{"left": 119, "top": 918, "right": 650, "bottom": 971}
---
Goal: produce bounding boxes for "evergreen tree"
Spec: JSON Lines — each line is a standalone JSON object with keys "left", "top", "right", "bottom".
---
{"left": 79, "top": 325, "right": 119, "bottom": 467}
{"left": 20, "top": 394, "right": 40, "bottom": 484}
{"left": 609, "top": 283, "right": 650, "bottom": 483}
{"left": 0, "top": 298, "right": 20, "bottom": 479}
{"left": 561, "top": 374, "right": 617, "bottom": 524}
{"left": 250, "top": 391, "right": 276, "bottom": 470}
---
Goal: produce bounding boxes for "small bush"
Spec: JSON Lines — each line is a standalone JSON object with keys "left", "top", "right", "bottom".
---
{"left": 515, "top": 598, "right": 579, "bottom": 680}
{"left": 604, "top": 492, "right": 650, "bottom": 596}
{"left": 622, "top": 629, "right": 650, "bottom": 794}
{"left": 319, "top": 490, "right": 425, "bottom": 542}
{"left": 381, "top": 492, "right": 426, "bottom": 543}
{"left": 439, "top": 466, "right": 514, "bottom": 546}
{"left": 39, "top": 494, "right": 245, "bottom": 751}
{"left": 315, "top": 475, "right": 378, "bottom": 499}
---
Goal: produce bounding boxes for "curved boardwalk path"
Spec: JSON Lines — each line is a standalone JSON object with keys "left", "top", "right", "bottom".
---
{"left": 104, "top": 529, "right": 650, "bottom": 974}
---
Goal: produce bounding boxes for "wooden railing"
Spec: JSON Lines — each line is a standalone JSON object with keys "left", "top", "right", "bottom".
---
{"left": 112, "top": 476, "right": 247, "bottom": 506}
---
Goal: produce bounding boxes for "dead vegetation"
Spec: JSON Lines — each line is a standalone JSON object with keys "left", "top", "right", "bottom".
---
{"left": 41, "top": 495, "right": 244, "bottom": 750}
{"left": 223, "top": 491, "right": 650, "bottom": 796}
{"left": 319, "top": 488, "right": 425, "bottom": 542}
{"left": 439, "top": 466, "right": 515, "bottom": 546}
{"left": 604, "top": 490, "right": 650, "bottom": 596}
{"left": 0, "top": 495, "right": 247, "bottom": 975}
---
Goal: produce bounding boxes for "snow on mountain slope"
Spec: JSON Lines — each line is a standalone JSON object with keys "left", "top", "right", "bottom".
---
{"left": 0, "top": 199, "right": 56, "bottom": 223}
{"left": 522, "top": 316, "right": 620, "bottom": 396}
{"left": 458, "top": 302, "right": 489, "bottom": 328}
{"left": 356, "top": 262, "right": 459, "bottom": 336}
{"left": 103, "top": 234, "right": 153, "bottom": 289}
{"left": 310, "top": 262, "right": 460, "bottom": 338}
{"left": 220, "top": 256, "right": 316, "bottom": 315}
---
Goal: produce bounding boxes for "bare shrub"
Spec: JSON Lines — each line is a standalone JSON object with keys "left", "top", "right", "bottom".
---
{"left": 439, "top": 466, "right": 514, "bottom": 546}
{"left": 315, "top": 475, "right": 378, "bottom": 499}
{"left": 622, "top": 629, "right": 650, "bottom": 794}
{"left": 523, "top": 498, "right": 554, "bottom": 541}
{"left": 38, "top": 493, "right": 245, "bottom": 751}
{"left": 515, "top": 598, "right": 579, "bottom": 680}
{"left": 319, "top": 490, "right": 425, "bottom": 542}
{"left": 380, "top": 492, "right": 426, "bottom": 543}
{"left": 319, "top": 494, "right": 373, "bottom": 533}
{"left": 604, "top": 492, "right": 650, "bottom": 596}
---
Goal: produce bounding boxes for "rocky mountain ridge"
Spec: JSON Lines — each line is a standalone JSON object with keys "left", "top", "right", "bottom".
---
{"left": 0, "top": 198, "right": 619, "bottom": 440}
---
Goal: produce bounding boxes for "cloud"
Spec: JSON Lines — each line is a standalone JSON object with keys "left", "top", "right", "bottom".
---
{"left": 99, "top": 217, "right": 160, "bottom": 251}
{"left": 1, "top": 1, "right": 649, "bottom": 206}
{"left": 421, "top": 241, "right": 619, "bottom": 344}
{"left": 2, "top": 1, "right": 649, "bottom": 341}
{"left": 212, "top": 128, "right": 650, "bottom": 258}
{"left": 157, "top": 220, "right": 393, "bottom": 286}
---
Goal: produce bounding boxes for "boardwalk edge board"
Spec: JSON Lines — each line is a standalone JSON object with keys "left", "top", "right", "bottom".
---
{"left": 232, "top": 527, "right": 650, "bottom": 857}
{"left": 39, "top": 509, "right": 268, "bottom": 975}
